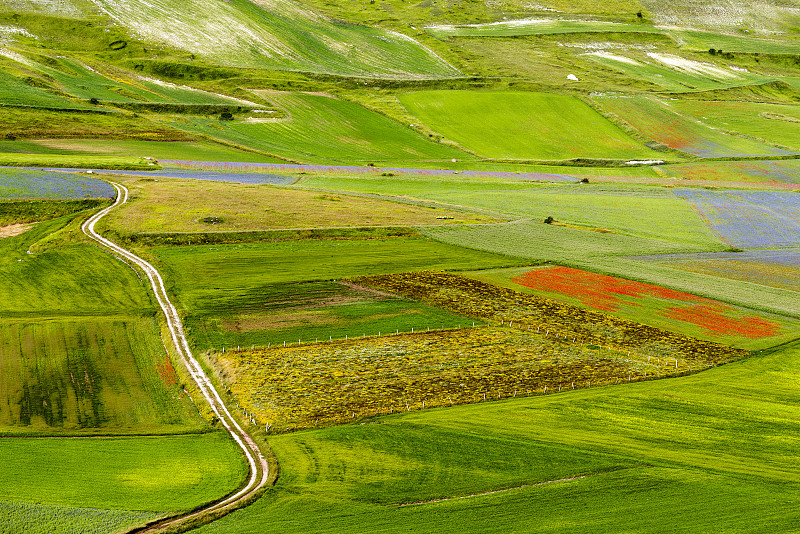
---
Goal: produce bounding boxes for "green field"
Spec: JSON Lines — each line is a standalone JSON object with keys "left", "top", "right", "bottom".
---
{"left": 165, "top": 92, "right": 473, "bottom": 165}
{"left": 5, "top": 139, "right": 283, "bottom": 163}
{"left": 0, "top": 432, "right": 245, "bottom": 531}
{"left": 0, "top": 317, "right": 203, "bottom": 432}
{"left": 101, "top": 175, "right": 494, "bottom": 235}
{"left": 0, "top": 216, "right": 154, "bottom": 315}
{"left": 298, "top": 177, "right": 722, "bottom": 247}
{"left": 594, "top": 95, "right": 793, "bottom": 157}
{"left": 193, "top": 340, "right": 800, "bottom": 533}
{"left": 150, "top": 237, "right": 523, "bottom": 351}
{"left": 668, "top": 100, "right": 800, "bottom": 151}
{"left": 669, "top": 29, "right": 800, "bottom": 54}
{"left": 398, "top": 91, "right": 665, "bottom": 161}
{"left": 0, "top": 69, "right": 88, "bottom": 110}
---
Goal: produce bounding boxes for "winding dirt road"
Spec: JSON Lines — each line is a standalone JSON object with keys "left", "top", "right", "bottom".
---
{"left": 82, "top": 182, "right": 270, "bottom": 532}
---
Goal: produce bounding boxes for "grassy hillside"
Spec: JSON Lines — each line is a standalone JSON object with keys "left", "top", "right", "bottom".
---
{"left": 594, "top": 95, "right": 795, "bottom": 157}
{"left": 163, "top": 91, "right": 474, "bottom": 165}
{"left": 90, "top": 0, "right": 458, "bottom": 78}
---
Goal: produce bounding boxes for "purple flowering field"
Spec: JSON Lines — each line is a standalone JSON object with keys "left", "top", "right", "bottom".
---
{"left": 675, "top": 189, "right": 800, "bottom": 248}
{"left": 0, "top": 168, "right": 115, "bottom": 199}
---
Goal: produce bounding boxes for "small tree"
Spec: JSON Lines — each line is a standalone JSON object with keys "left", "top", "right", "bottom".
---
{"left": 544, "top": 216, "right": 554, "bottom": 224}
{"left": 219, "top": 111, "right": 234, "bottom": 121}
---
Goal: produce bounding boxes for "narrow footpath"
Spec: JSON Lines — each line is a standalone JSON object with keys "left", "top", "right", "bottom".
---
{"left": 82, "top": 182, "right": 270, "bottom": 532}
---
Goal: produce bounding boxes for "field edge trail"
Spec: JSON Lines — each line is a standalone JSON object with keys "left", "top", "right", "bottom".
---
{"left": 81, "top": 182, "right": 271, "bottom": 533}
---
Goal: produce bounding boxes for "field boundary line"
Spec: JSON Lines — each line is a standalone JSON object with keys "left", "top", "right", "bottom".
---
{"left": 81, "top": 182, "right": 271, "bottom": 533}
{"left": 397, "top": 467, "right": 639, "bottom": 507}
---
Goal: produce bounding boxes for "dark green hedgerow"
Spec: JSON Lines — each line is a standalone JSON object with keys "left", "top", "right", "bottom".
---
{"left": 118, "top": 227, "right": 420, "bottom": 247}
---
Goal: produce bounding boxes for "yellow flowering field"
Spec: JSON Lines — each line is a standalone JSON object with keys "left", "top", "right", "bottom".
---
{"left": 211, "top": 272, "right": 746, "bottom": 433}
{"left": 350, "top": 271, "right": 746, "bottom": 366}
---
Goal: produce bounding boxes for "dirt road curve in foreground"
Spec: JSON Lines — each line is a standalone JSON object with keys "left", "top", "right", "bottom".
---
{"left": 82, "top": 182, "right": 270, "bottom": 533}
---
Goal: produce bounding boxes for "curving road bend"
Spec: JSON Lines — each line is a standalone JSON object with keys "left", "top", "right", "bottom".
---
{"left": 82, "top": 182, "right": 270, "bottom": 532}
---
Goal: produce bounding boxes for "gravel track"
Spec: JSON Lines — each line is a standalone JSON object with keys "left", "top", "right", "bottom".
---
{"left": 81, "top": 182, "right": 270, "bottom": 532}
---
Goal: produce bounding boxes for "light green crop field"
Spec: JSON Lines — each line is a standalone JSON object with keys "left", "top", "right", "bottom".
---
{"left": 101, "top": 175, "right": 494, "bottom": 235}
{"left": 668, "top": 100, "right": 800, "bottom": 151}
{"left": 0, "top": 501, "right": 158, "bottom": 534}
{"left": 0, "top": 216, "right": 154, "bottom": 315}
{"left": 668, "top": 29, "right": 800, "bottom": 54}
{"left": 594, "top": 95, "right": 793, "bottom": 157}
{"left": 298, "top": 177, "right": 722, "bottom": 248}
{"left": 90, "top": 0, "right": 458, "bottom": 78}
{"left": 165, "top": 92, "right": 473, "bottom": 165}
{"left": 150, "top": 238, "right": 523, "bottom": 350}
{"left": 15, "top": 139, "right": 283, "bottom": 163}
{"left": 193, "top": 340, "right": 800, "bottom": 533}
{"left": 0, "top": 433, "right": 246, "bottom": 511}
{"left": 398, "top": 91, "right": 665, "bottom": 161}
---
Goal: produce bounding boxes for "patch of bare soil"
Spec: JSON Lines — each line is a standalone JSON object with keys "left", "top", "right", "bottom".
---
{"left": 0, "top": 223, "right": 33, "bottom": 238}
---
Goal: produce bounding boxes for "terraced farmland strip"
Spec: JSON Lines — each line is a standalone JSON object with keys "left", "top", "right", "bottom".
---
{"left": 659, "top": 160, "right": 800, "bottom": 184}
{"left": 584, "top": 52, "right": 770, "bottom": 92}
{"left": 168, "top": 92, "right": 472, "bottom": 165}
{"left": 594, "top": 95, "right": 793, "bottom": 157}
{"left": 425, "top": 18, "right": 663, "bottom": 38}
{"left": 398, "top": 91, "right": 664, "bottom": 161}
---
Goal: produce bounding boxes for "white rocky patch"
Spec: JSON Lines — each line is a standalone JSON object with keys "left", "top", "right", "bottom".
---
{"left": 0, "top": 47, "right": 35, "bottom": 66}
{"left": 585, "top": 51, "right": 641, "bottom": 65}
{"left": 646, "top": 52, "right": 738, "bottom": 79}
